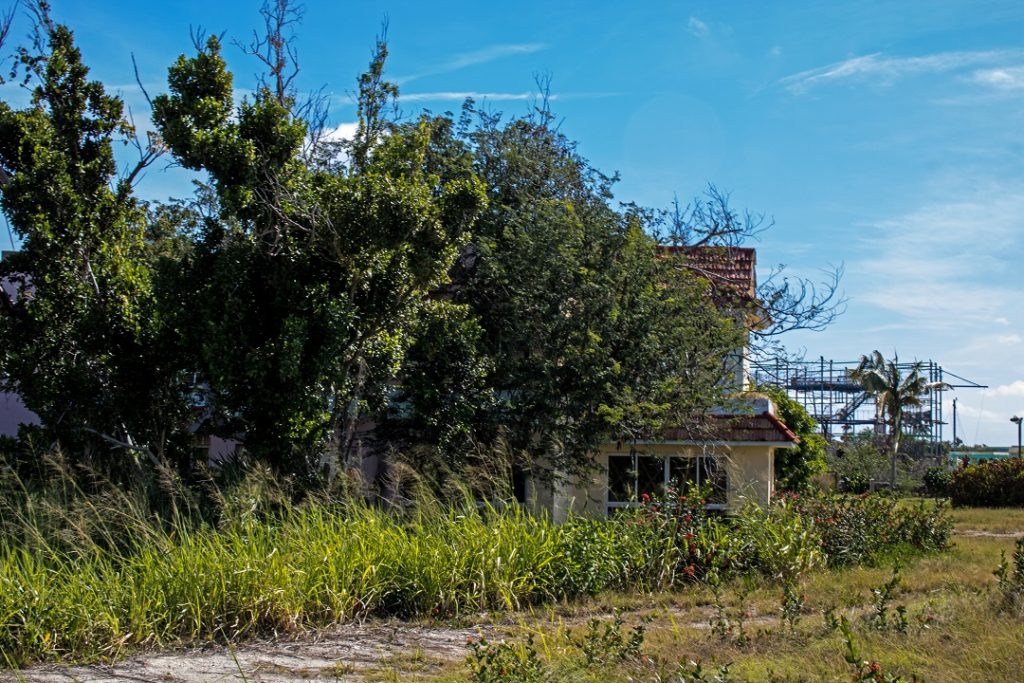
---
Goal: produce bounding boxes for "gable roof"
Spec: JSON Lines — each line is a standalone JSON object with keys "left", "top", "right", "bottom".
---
{"left": 659, "top": 412, "right": 799, "bottom": 445}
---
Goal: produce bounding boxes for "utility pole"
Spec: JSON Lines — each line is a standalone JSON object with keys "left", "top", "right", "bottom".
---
{"left": 951, "top": 398, "right": 957, "bottom": 470}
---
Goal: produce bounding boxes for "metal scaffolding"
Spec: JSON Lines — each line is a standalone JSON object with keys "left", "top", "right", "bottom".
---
{"left": 751, "top": 356, "right": 985, "bottom": 456}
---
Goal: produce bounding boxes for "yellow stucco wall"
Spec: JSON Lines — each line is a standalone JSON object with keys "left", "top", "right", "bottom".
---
{"left": 532, "top": 442, "right": 781, "bottom": 520}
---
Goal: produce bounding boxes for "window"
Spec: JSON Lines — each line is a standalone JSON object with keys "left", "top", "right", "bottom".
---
{"left": 606, "top": 453, "right": 727, "bottom": 514}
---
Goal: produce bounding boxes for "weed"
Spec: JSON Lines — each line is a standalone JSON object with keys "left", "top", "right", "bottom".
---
{"left": 868, "top": 564, "right": 908, "bottom": 632}
{"left": 840, "top": 617, "right": 921, "bottom": 682}
{"left": 994, "top": 537, "right": 1024, "bottom": 613}
{"left": 779, "top": 579, "right": 804, "bottom": 634}
{"left": 572, "top": 610, "right": 650, "bottom": 666}
{"left": 821, "top": 604, "right": 840, "bottom": 633}
{"left": 466, "top": 634, "right": 546, "bottom": 683}
{"left": 708, "top": 574, "right": 752, "bottom": 646}
{"left": 668, "top": 660, "right": 733, "bottom": 682}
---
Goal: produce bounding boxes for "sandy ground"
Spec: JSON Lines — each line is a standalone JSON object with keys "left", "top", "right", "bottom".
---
{"left": 2, "top": 621, "right": 490, "bottom": 683}
{"left": 1, "top": 606, "right": 765, "bottom": 682}
{"left": 954, "top": 529, "right": 1024, "bottom": 538}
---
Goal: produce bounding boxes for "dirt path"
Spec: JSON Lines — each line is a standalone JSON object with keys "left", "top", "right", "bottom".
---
{"left": 2, "top": 622, "right": 491, "bottom": 683}
{"left": 954, "top": 529, "right": 1024, "bottom": 538}
{"left": 2, "top": 605, "right": 769, "bottom": 683}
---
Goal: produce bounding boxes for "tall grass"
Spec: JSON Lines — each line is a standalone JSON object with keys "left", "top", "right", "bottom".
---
{"left": 0, "top": 459, "right": 951, "bottom": 666}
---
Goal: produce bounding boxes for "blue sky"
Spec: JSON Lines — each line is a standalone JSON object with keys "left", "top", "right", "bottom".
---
{"left": 6, "top": 1, "right": 1024, "bottom": 446}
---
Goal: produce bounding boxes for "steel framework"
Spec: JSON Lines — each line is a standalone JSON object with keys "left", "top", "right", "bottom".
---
{"left": 751, "top": 356, "right": 985, "bottom": 456}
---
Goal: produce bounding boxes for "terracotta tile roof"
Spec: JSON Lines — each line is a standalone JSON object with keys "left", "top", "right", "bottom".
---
{"left": 661, "top": 412, "right": 799, "bottom": 444}
{"left": 659, "top": 246, "right": 757, "bottom": 300}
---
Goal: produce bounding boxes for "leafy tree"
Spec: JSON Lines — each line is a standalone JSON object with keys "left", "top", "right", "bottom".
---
{"left": 760, "top": 385, "right": 827, "bottom": 491}
{"left": 851, "top": 351, "right": 948, "bottom": 488}
{"left": 0, "top": 4, "right": 191, "bottom": 470}
{"left": 151, "top": 29, "right": 485, "bottom": 479}
{"left": 424, "top": 104, "right": 741, "bottom": 478}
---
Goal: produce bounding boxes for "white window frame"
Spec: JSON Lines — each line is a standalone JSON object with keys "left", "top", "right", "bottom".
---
{"left": 605, "top": 452, "right": 728, "bottom": 515}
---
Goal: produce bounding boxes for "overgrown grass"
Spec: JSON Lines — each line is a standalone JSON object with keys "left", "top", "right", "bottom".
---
{"left": 418, "top": 509, "right": 1023, "bottom": 683}
{"left": 0, "top": 463, "right": 952, "bottom": 668}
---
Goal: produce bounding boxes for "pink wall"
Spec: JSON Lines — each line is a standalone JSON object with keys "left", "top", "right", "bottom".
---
{"left": 0, "top": 391, "right": 40, "bottom": 438}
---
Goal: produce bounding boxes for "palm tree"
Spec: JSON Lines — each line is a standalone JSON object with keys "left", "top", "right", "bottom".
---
{"left": 850, "top": 351, "right": 949, "bottom": 488}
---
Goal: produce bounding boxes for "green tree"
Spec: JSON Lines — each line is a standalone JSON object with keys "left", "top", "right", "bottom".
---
{"left": 0, "top": 4, "right": 192, "bottom": 470}
{"left": 151, "top": 30, "right": 485, "bottom": 479}
{"left": 761, "top": 386, "right": 827, "bottom": 491}
{"left": 850, "top": 350, "right": 948, "bottom": 488}
{"left": 431, "top": 105, "right": 740, "bottom": 478}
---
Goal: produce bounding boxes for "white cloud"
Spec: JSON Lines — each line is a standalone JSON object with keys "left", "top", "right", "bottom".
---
{"left": 951, "top": 401, "right": 1006, "bottom": 423}
{"left": 687, "top": 16, "right": 710, "bottom": 37}
{"left": 396, "top": 43, "right": 545, "bottom": 84}
{"left": 995, "top": 317, "right": 1010, "bottom": 325}
{"left": 768, "top": 45, "right": 783, "bottom": 58}
{"left": 970, "top": 65, "right": 1024, "bottom": 91}
{"left": 997, "top": 334, "right": 1022, "bottom": 345}
{"left": 321, "top": 122, "right": 358, "bottom": 142}
{"left": 987, "top": 381, "right": 1024, "bottom": 398}
{"left": 779, "top": 49, "right": 1024, "bottom": 94}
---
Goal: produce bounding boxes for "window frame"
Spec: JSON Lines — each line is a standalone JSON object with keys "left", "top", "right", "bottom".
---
{"left": 605, "top": 451, "right": 728, "bottom": 515}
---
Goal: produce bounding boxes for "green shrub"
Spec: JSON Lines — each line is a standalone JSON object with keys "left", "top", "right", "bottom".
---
{"left": 949, "top": 458, "right": 1024, "bottom": 507}
{"left": 922, "top": 466, "right": 951, "bottom": 496}
{"left": 466, "top": 635, "right": 547, "bottom": 683}
{"left": 786, "top": 493, "right": 951, "bottom": 566}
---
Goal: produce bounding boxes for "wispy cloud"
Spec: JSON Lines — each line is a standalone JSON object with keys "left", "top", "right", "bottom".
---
{"left": 400, "top": 90, "right": 546, "bottom": 103}
{"left": 779, "top": 49, "right": 1024, "bottom": 94}
{"left": 687, "top": 16, "right": 710, "bottom": 38}
{"left": 399, "top": 90, "right": 619, "bottom": 103}
{"left": 396, "top": 43, "right": 545, "bottom": 84}
{"left": 970, "top": 65, "right": 1024, "bottom": 91}
{"left": 854, "top": 178, "right": 1024, "bottom": 331}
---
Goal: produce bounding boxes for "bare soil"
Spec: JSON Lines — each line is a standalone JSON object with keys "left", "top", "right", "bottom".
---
{"left": 2, "top": 621, "right": 490, "bottom": 683}
{"left": 954, "top": 529, "right": 1024, "bottom": 538}
{"left": 2, "top": 606, "right": 770, "bottom": 682}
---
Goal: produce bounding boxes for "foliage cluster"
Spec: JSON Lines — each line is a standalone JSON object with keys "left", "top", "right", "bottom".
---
{"left": 921, "top": 466, "right": 951, "bottom": 496}
{"left": 759, "top": 386, "right": 827, "bottom": 491}
{"left": 827, "top": 435, "right": 889, "bottom": 493}
{"left": 783, "top": 492, "right": 951, "bottom": 567}
{"left": 948, "top": 458, "right": 1024, "bottom": 507}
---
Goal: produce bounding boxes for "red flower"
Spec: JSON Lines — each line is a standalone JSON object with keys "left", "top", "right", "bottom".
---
{"left": 640, "top": 492, "right": 651, "bottom": 503}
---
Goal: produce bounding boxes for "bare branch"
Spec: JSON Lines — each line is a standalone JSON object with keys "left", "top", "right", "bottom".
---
{"left": 130, "top": 52, "right": 154, "bottom": 109}
{"left": 752, "top": 262, "right": 847, "bottom": 338}
{"left": 235, "top": 0, "right": 304, "bottom": 104}
{"left": 0, "top": 2, "right": 15, "bottom": 57}
{"left": 119, "top": 105, "right": 165, "bottom": 193}
{"left": 663, "top": 184, "right": 771, "bottom": 248}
